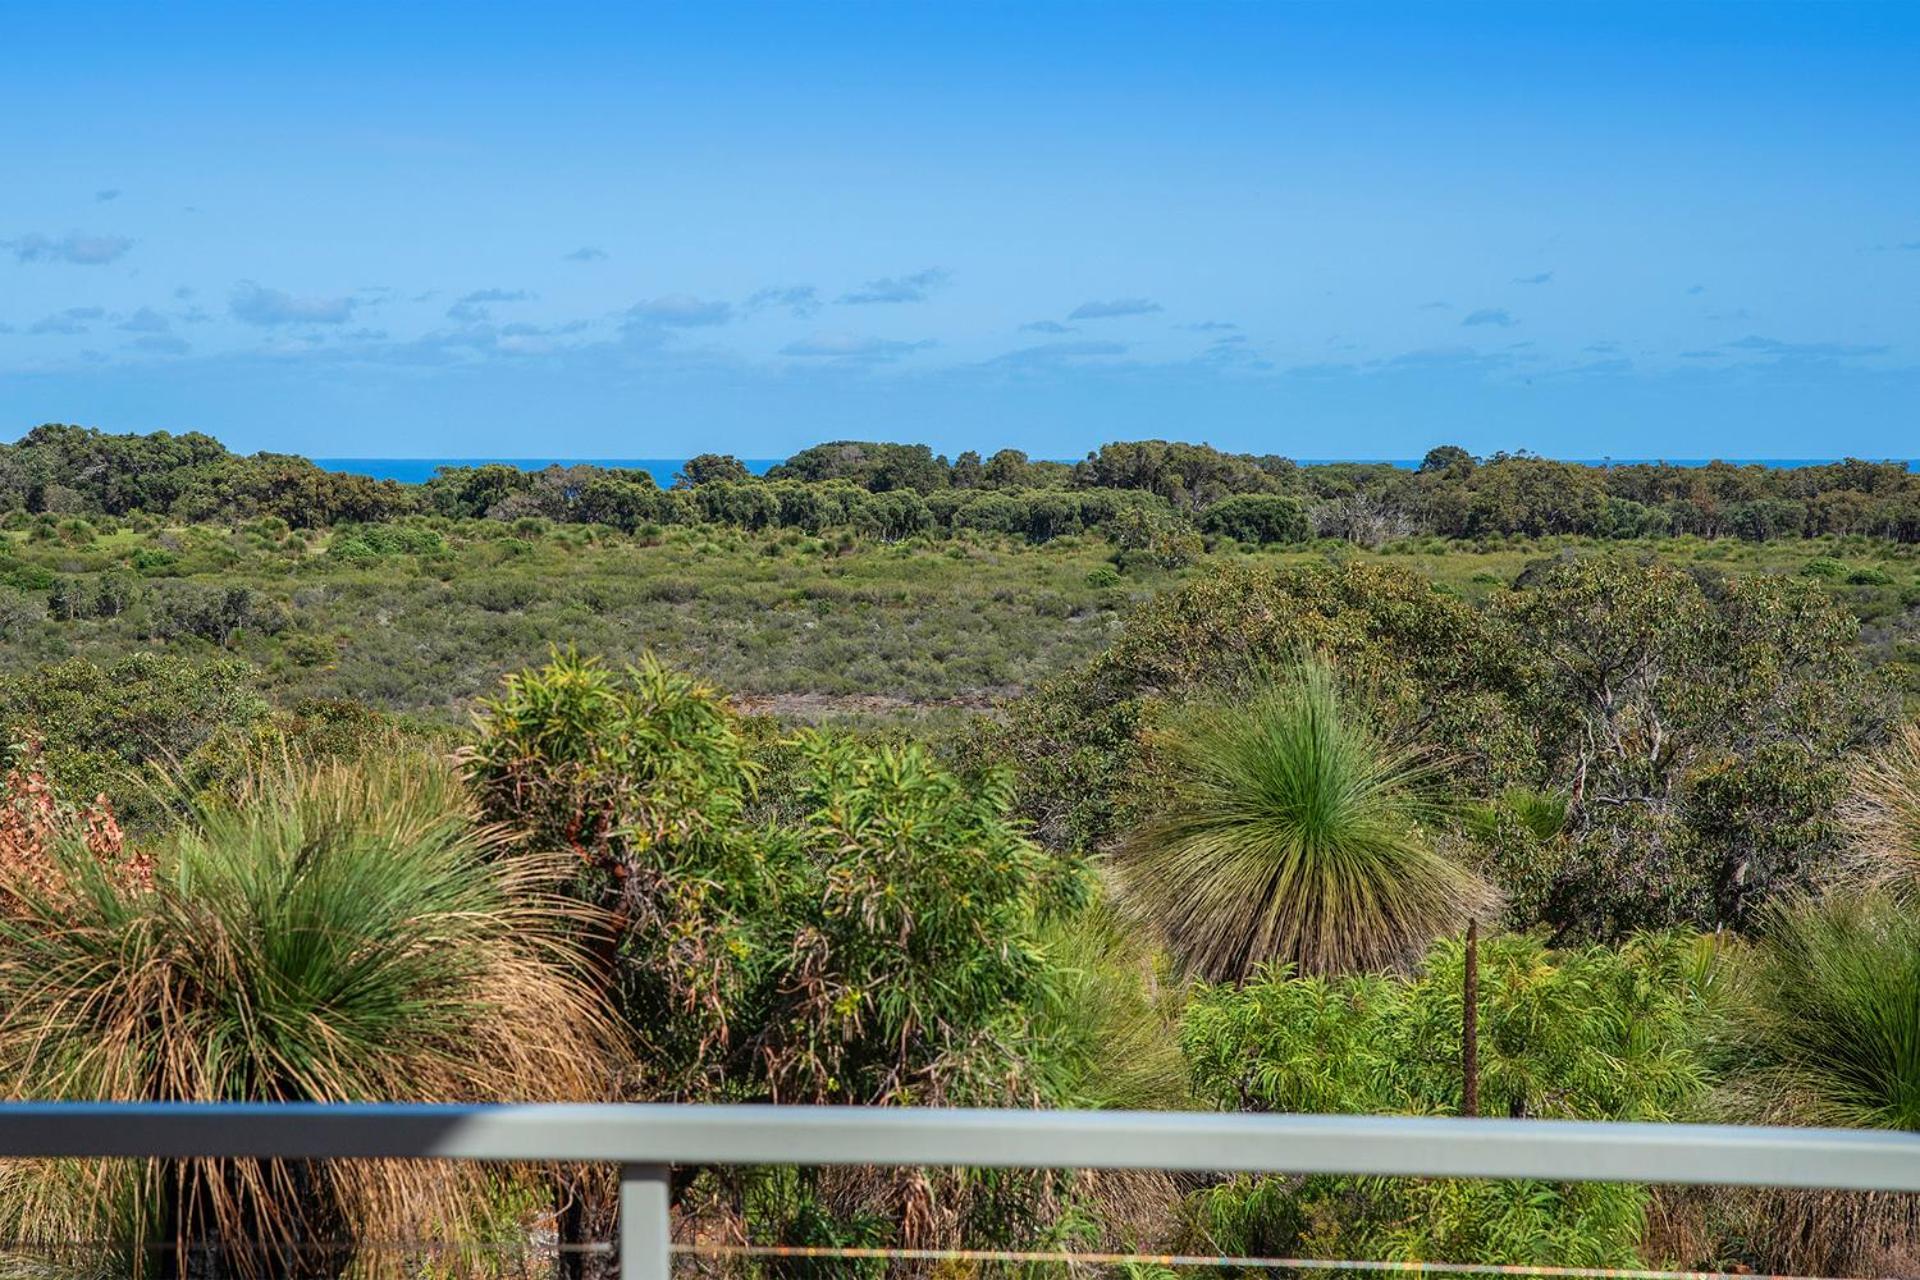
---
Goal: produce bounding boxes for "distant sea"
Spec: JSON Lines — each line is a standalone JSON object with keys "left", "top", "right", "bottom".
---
{"left": 317, "top": 457, "right": 1920, "bottom": 485}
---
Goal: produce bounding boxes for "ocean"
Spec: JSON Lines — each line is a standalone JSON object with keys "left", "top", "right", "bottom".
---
{"left": 316, "top": 457, "right": 1920, "bottom": 486}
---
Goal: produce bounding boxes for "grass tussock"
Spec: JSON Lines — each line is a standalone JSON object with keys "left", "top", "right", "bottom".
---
{"left": 0, "top": 748, "right": 621, "bottom": 1277}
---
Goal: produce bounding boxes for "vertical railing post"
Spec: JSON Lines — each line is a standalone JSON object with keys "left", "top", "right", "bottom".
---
{"left": 619, "top": 1163, "right": 671, "bottom": 1280}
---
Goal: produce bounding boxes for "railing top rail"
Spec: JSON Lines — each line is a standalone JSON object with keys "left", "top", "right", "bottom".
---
{"left": 0, "top": 1103, "right": 1916, "bottom": 1191}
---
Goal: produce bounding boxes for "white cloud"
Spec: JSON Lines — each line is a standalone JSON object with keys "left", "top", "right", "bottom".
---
{"left": 781, "top": 333, "right": 933, "bottom": 360}
{"left": 746, "top": 284, "right": 821, "bottom": 318}
{"left": 28, "top": 306, "right": 107, "bottom": 335}
{"left": 117, "top": 307, "right": 172, "bottom": 333}
{"left": 1068, "top": 297, "right": 1161, "bottom": 320}
{"left": 1462, "top": 307, "right": 1517, "bottom": 328}
{"left": 7, "top": 231, "right": 134, "bottom": 265}
{"left": 837, "top": 268, "right": 949, "bottom": 305}
{"left": 230, "top": 282, "right": 357, "bottom": 325}
{"left": 626, "top": 295, "right": 733, "bottom": 327}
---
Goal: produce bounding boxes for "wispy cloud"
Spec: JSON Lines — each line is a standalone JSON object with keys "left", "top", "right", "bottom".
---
{"left": 745, "top": 284, "right": 821, "bottom": 318}
{"left": 626, "top": 294, "right": 734, "bottom": 328}
{"left": 1686, "top": 284, "right": 1706, "bottom": 295}
{"left": 6, "top": 231, "right": 134, "bottom": 265}
{"left": 128, "top": 333, "right": 190, "bottom": 355}
{"left": 446, "top": 288, "right": 534, "bottom": 323}
{"left": 1195, "top": 334, "right": 1272, "bottom": 369}
{"left": 986, "top": 339, "right": 1128, "bottom": 366}
{"left": 95, "top": 189, "right": 121, "bottom": 203}
{"left": 117, "top": 307, "right": 172, "bottom": 333}
{"left": 1376, "top": 344, "right": 1516, "bottom": 372}
{"left": 28, "top": 306, "right": 107, "bottom": 335}
{"left": 1019, "top": 319, "right": 1075, "bottom": 334}
{"left": 1068, "top": 297, "right": 1162, "bottom": 320}
{"left": 459, "top": 288, "right": 532, "bottom": 304}
{"left": 1462, "top": 307, "right": 1517, "bottom": 328}
{"left": 230, "top": 282, "right": 357, "bottom": 325}
{"left": 781, "top": 333, "right": 934, "bottom": 361}
{"left": 1726, "top": 334, "right": 1890, "bottom": 358}
{"left": 837, "top": 268, "right": 949, "bottom": 304}
{"left": 564, "top": 246, "right": 608, "bottom": 262}
{"left": 1512, "top": 271, "right": 1553, "bottom": 285}
{"left": 1181, "top": 320, "right": 1238, "bottom": 332}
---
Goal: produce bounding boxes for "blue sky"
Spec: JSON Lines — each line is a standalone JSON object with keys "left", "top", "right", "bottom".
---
{"left": 2, "top": 1, "right": 1916, "bottom": 460}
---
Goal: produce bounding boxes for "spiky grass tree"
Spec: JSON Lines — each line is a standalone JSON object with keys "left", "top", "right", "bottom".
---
{"left": 1724, "top": 892, "right": 1920, "bottom": 1274}
{"left": 1118, "top": 661, "right": 1496, "bottom": 982}
{"left": 0, "top": 751, "right": 620, "bottom": 1279}
{"left": 1840, "top": 721, "right": 1920, "bottom": 891}
{"left": 1735, "top": 893, "right": 1920, "bottom": 1131}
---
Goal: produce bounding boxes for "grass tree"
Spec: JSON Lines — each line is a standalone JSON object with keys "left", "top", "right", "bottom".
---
{"left": 1839, "top": 721, "right": 1920, "bottom": 892}
{"left": 1723, "top": 892, "right": 1920, "bottom": 1274}
{"left": 0, "top": 750, "right": 618, "bottom": 1278}
{"left": 1118, "top": 660, "right": 1495, "bottom": 982}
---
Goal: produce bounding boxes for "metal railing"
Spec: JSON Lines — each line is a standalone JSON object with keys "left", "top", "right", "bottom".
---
{"left": 5, "top": 1103, "right": 1920, "bottom": 1278}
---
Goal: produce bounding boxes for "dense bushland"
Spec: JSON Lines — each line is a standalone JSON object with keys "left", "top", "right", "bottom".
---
{"left": 5, "top": 424, "right": 1920, "bottom": 1275}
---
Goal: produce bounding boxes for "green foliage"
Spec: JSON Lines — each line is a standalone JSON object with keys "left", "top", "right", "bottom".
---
{"left": 1119, "top": 662, "right": 1496, "bottom": 980}
{"left": 1197, "top": 492, "right": 1312, "bottom": 544}
{"left": 469, "top": 651, "right": 1085, "bottom": 1106}
{"left": 988, "top": 560, "right": 1531, "bottom": 854}
{"left": 1033, "top": 898, "right": 1191, "bottom": 1110}
{"left": 769, "top": 440, "right": 952, "bottom": 494}
{"left": 1180, "top": 932, "right": 1717, "bottom": 1267}
{"left": 466, "top": 651, "right": 1093, "bottom": 1257}
{"left": 1497, "top": 557, "right": 1888, "bottom": 934}
{"left": 325, "top": 521, "right": 447, "bottom": 560}
{"left": 1072, "top": 440, "right": 1295, "bottom": 511}
{"left": 0, "top": 653, "right": 271, "bottom": 829}
{"left": 9, "top": 426, "right": 1920, "bottom": 547}
{"left": 771, "top": 733, "right": 1085, "bottom": 1105}
{"left": 676, "top": 452, "right": 753, "bottom": 487}
{"left": 1111, "top": 504, "right": 1204, "bottom": 570}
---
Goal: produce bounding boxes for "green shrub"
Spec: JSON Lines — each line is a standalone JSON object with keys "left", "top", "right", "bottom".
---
{"left": 1197, "top": 493, "right": 1312, "bottom": 545}
{"left": 1180, "top": 932, "right": 1716, "bottom": 1267}
{"left": 1801, "top": 556, "right": 1847, "bottom": 579}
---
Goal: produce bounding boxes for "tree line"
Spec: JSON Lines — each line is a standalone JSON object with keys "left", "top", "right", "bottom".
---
{"left": 5, "top": 423, "right": 1918, "bottom": 544}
